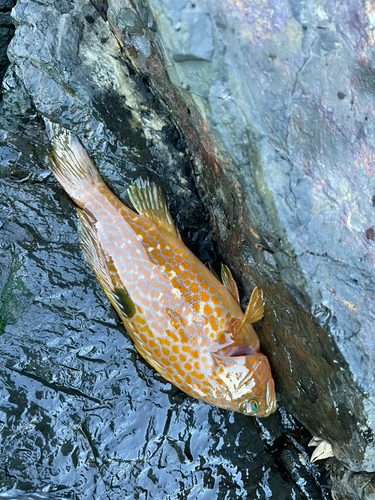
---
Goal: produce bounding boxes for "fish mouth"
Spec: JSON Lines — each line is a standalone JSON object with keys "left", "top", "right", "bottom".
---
{"left": 228, "top": 346, "right": 255, "bottom": 357}
{"left": 215, "top": 341, "right": 257, "bottom": 358}
{"left": 262, "top": 378, "right": 277, "bottom": 417}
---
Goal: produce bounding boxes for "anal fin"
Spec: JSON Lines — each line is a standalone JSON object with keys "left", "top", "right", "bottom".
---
{"left": 77, "top": 208, "right": 135, "bottom": 320}
{"left": 127, "top": 178, "right": 181, "bottom": 239}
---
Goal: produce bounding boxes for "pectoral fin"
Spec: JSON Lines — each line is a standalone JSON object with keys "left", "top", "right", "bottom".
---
{"left": 239, "top": 286, "right": 264, "bottom": 328}
{"left": 77, "top": 208, "right": 135, "bottom": 320}
{"left": 220, "top": 264, "right": 240, "bottom": 303}
{"left": 127, "top": 177, "right": 181, "bottom": 239}
{"left": 235, "top": 286, "right": 264, "bottom": 351}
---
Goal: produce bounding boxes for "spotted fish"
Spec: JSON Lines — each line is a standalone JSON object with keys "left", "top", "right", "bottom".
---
{"left": 48, "top": 124, "right": 276, "bottom": 417}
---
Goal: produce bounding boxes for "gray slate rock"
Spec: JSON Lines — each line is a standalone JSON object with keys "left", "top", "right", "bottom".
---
{"left": 105, "top": 0, "right": 375, "bottom": 474}
{"left": 331, "top": 462, "right": 375, "bottom": 500}
{"left": 0, "top": 0, "right": 332, "bottom": 498}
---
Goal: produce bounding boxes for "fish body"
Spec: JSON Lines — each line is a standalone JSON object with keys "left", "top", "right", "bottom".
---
{"left": 48, "top": 124, "right": 276, "bottom": 417}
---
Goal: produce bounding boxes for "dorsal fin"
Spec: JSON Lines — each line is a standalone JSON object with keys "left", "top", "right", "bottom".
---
{"left": 238, "top": 287, "right": 264, "bottom": 330}
{"left": 220, "top": 264, "right": 240, "bottom": 303}
{"left": 77, "top": 208, "right": 135, "bottom": 320}
{"left": 127, "top": 178, "right": 181, "bottom": 239}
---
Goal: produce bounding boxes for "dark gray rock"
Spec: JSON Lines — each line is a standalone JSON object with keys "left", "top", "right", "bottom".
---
{"left": 0, "top": 0, "right": 15, "bottom": 85}
{"left": 0, "top": 0, "right": 333, "bottom": 498}
{"left": 104, "top": 0, "right": 375, "bottom": 474}
{"left": 0, "top": 12, "right": 14, "bottom": 83}
{"left": 0, "top": 492, "right": 62, "bottom": 499}
{"left": 0, "top": 0, "right": 16, "bottom": 10}
{"left": 0, "top": 139, "right": 306, "bottom": 497}
{"left": 331, "top": 462, "right": 375, "bottom": 500}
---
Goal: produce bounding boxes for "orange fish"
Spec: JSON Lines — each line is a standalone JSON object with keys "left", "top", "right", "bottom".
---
{"left": 48, "top": 124, "right": 276, "bottom": 417}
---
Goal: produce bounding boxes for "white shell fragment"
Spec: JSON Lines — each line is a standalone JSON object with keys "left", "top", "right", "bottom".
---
{"left": 308, "top": 436, "right": 334, "bottom": 463}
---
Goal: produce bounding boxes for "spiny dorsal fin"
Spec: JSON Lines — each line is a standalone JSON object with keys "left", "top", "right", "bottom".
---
{"left": 221, "top": 264, "right": 240, "bottom": 303}
{"left": 127, "top": 178, "right": 181, "bottom": 239}
{"left": 239, "top": 286, "right": 264, "bottom": 329}
{"left": 77, "top": 208, "right": 135, "bottom": 320}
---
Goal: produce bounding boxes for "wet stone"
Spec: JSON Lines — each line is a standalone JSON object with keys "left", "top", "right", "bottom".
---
{"left": 0, "top": 0, "right": 358, "bottom": 498}
{"left": 0, "top": 99, "right": 318, "bottom": 500}
{"left": 330, "top": 462, "right": 375, "bottom": 500}
{"left": 0, "top": 492, "right": 64, "bottom": 500}
{"left": 106, "top": 0, "right": 375, "bottom": 477}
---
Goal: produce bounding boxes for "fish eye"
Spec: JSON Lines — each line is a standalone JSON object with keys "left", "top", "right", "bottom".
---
{"left": 250, "top": 400, "right": 258, "bottom": 412}
{"left": 239, "top": 399, "right": 259, "bottom": 414}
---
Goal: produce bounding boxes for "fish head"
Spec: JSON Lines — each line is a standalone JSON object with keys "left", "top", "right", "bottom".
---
{"left": 210, "top": 350, "right": 276, "bottom": 417}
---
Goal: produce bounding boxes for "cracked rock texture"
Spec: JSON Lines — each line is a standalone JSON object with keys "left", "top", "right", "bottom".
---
{"left": 0, "top": 0, "right": 332, "bottom": 498}
{"left": 0, "top": 0, "right": 373, "bottom": 498}
{"left": 331, "top": 462, "right": 375, "bottom": 500}
{"left": 106, "top": 0, "right": 375, "bottom": 474}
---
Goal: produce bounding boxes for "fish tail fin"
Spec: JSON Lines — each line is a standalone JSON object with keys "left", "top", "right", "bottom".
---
{"left": 47, "top": 122, "right": 104, "bottom": 207}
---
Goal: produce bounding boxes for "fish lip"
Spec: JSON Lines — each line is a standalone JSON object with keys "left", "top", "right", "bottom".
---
{"left": 262, "top": 378, "right": 277, "bottom": 417}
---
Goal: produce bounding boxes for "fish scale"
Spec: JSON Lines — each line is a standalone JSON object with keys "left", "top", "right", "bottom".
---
{"left": 48, "top": 123, "right": 276, "bottom": 417}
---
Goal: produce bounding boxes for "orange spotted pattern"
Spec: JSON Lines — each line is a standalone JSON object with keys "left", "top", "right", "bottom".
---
{"left": 49, "top": 128, "right": 276, "bottom": 417}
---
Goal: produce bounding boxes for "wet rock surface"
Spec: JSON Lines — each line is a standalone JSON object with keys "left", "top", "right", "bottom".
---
{"left": 330, "top": 462, "right": 375, "bottom": 500}
{"left": 0, "top": 134, "right": 327, "bottom": 495}
{"left": 0, "top": 0, "right": 333, "bottom": 498}
{"left": 0, "top": 0, "right": 15, "bottom": 84}
{"left": 331, "top": 463, "right": 375, "bottom": 500}
{"left": 105, "top": 0, "right": 375, "bottom": 475}
{"left": 0, "top": 0, "right": 372, "bottom": 498}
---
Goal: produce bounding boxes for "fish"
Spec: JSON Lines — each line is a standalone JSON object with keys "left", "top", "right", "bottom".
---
{"left": 47, "top": 123, "right": 276, "bottom": 417}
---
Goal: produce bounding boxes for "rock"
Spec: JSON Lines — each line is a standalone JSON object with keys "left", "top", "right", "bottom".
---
{"left": 0, "top": 133, "right": 306, "bottom": 496}
{"left": 0, "top": 10, "right": 15, "bottom": 84}
{"left": 1, "top": 0, "right": 374, "bottom": 495}
{"left": 0, "top": 0, "right": 15, "bottom": 86}
{"left": 105, "top": 0, "right": 375, "bottom": 473}
{"left": 0, "top": 0, "right": 332, "bottom": 497}
{"left": 331, "top": 462, "right": 375, "bottom": 500}
{"left": 0, "top": 492, "right": 61, "bottom": 500}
